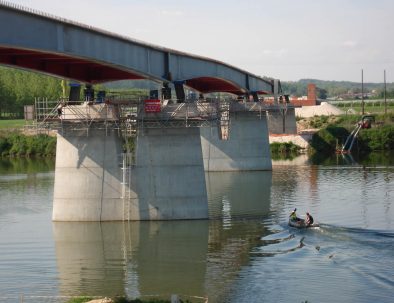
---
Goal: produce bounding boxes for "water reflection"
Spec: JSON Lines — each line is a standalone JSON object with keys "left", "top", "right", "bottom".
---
{"left": 206, "top": 171, "right": 272, "bottom": 220}
{"left": 0, "top": 157, "right": 54, "bottom": 174}
{"left": 1, "top": 158, "right": 393, "bottom": 302}
{"left": 53, "top": 219, "right": 270, "bottom": 301}
{"left": 52, "top": 171, "right": 273, "bottom": 301}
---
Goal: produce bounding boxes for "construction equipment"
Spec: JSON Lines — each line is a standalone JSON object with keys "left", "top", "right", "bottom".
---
{"left": 340, "top": 115, "right": 374, "bottom": 154}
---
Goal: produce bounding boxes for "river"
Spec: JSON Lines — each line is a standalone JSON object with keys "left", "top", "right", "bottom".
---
{"left": 0, "top": 155, "right": 393, "bottom": 302}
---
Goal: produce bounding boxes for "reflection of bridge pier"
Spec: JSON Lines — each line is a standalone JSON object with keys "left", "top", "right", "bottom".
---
{"left": 52, "top": 171, "right": 271, "bottom": 300}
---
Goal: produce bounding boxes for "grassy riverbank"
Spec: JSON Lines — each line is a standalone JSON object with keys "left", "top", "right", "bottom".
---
{"left": 0, "top": 119, "right": 25, "bottom": 129}
{"left": 308, "top": 114, "right": 394, "bottom": 154}
{"left": 271, "top": 113, "right": 394, "bottom": 158}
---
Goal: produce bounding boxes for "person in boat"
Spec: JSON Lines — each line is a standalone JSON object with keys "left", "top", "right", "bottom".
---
{"left": 305, "top": 212, "right": 314, "bottom": 226}
{"left": 289, "top": 208, "right": 301, "bottom": 221}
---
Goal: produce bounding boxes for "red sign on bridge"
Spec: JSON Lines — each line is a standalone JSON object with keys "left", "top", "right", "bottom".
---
{"left": 144, "top": 99, "right": 161, "bottom": 113}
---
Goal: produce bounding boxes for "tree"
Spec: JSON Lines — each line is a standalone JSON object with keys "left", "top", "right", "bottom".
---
{"left": 317, "top": 88, "right": 327, "bottom": 100}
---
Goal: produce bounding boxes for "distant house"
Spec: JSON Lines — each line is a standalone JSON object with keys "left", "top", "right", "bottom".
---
{"left": 263, "top": 83, "right": 318, "bottom": 106}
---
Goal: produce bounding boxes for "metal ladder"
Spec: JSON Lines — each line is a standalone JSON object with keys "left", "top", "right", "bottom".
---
{"left": 121, "top": 152, "right": 133, "bottom": 221}
{"left": 119, "top": 103, "right": 139, "bottom": 221}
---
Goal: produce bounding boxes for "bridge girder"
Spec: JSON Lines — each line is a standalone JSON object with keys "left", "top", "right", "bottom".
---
{"left": 0, "top": 2, "right": 274, "bottom": 95}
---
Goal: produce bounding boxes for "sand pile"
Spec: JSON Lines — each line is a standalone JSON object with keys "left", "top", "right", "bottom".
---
{"left": 295, "top": 102, "right": 344, "bottom": 118}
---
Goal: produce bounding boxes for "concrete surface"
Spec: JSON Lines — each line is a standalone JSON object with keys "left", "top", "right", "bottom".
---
{"left": 128, "top": 127, "right": 209, "bottom": 220}
{"left": 200, "top": 113, "right": 272, "bottom": 171}
{"left": 267, "top": 108, "right": 297, "bottom": 134}
{"left": 53, "top": 129, "right": 124, "bottom": 221}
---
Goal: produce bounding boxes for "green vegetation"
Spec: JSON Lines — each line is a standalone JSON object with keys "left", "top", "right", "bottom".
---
{"left": 66, "top": 297, "right": 94, "bottom": 303}
{"left": 113, "top": 299, "right": 192, "bottom": 303}
{"left": 282, "top": 78, "right": 394, "bottom": 99}
{"left": 358, "top": 125, "right": 394, "bottom": 151}
{"left": 65, "top": 297, "right": 193, "bottom": 303}
{"left": 0, "top": 66, "right": 63, "bottom": 118}
{"left": 0, "top": 119, "right": 25, "bottom": 129}
{"left": 307, "top": 115, "right": 394, "bottom": 154}
{"left": 309, "top": 126, "right": 349, "bottom": 154}
{"left": 0, "top": 132, "right": 56, "bottom": 157}
{"left": 0, "top": 67, "right": 151, "bottom": 118}
{"left": 0, "top": 157, "right": 55, "bottom": 173}
{"left": 270, "top": 142, "right": 302, "bottom": 160}
{"left": 334, "top": 101, "right": 394, "bottom": 114}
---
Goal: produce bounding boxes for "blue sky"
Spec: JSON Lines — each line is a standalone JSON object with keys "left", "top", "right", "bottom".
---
{"left": 8, "top": 0, "right": 394, "bottom": 82}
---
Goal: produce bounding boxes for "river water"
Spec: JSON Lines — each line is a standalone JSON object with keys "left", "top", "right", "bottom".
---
{"left": 0, "top": 155, "right": 393, "bottom": 302}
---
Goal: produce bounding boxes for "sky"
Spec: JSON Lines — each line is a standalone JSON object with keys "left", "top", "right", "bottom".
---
{"left": 6, "top": 0, "right": 394, "bottom": 82}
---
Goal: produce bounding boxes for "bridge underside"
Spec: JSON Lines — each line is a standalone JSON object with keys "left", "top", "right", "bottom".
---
{"left": 0, "top": 47, "right": 144, "bottom": 83}
{"left": 0, "top": 46, "right": 258, "bottom": 95}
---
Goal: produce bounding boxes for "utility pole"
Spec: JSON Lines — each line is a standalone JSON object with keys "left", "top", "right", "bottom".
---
{"left": 384, "top": 70, "right": 387, "bottom": 115}
{"left": 361, "top": 69, "right": 365, "bottom": 115}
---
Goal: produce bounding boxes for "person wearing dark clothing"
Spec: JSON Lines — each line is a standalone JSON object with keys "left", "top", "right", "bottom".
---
{"left": 305, "top": 212, "right": 314, "bottom": 226}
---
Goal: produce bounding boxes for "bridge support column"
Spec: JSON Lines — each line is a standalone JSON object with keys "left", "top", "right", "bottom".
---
{"left": 200, "top": 113, "right": 272, "bottom": 171}
{"left": 267, "top": 107, "right": 297, "bottom": 134}
{"left": 174, "top": 81, "right": 185, "bottom": 102}
{"left": 52, "top": 129, "right": 124, "bottom": 221}
{"left": 128, "top": 127, "right": 208, "bottom": 220}
{"left": 53, "top": 127, "right": 209, "bottom": 221}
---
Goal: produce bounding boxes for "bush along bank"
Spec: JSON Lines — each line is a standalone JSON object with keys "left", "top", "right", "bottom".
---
{"left": 0, "top": 133, "right": 56, "bottom": 157}
{"left": 270, "top": 142, "right": 302, "bottom": 160}
{"left": 309, "top": 125, "right": 394, "bottom": 154}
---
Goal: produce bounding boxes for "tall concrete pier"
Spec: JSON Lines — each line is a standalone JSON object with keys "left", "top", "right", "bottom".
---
{"left": 53, "top": 129, "right": 124, "bottom": 221}
{"left": 53, "top": 126, "right": 208, "bottom": 221}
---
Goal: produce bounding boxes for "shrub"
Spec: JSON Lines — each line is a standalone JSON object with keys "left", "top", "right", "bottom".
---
{"left": 358, "top": 125, "right": 394, "bottom": 151}
{"left": 309, "top": 126, "right": 349, "bottom": 154}
{"left": 0, "top": 136, "right": 11, "bottom": 156}
{"left": 0, "top": 133, "right": 56, "bottom": 157}
{"left": 270, "top": 142, "right": 302, "bottom": 160}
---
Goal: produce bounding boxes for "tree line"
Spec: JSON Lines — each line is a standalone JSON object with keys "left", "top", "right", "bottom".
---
{"left": 0, "top": 66, "right": 63, "bottom": 118}
{"left": 282, "top": 78, "right": 394, "bottom": 99}
{"left": 1, "top": 66, "right": 394, "bottom": 118}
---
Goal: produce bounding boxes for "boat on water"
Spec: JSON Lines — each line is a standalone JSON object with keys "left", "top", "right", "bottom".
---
{"left": 288, "top": 219, "right": 319, "bottom": 228}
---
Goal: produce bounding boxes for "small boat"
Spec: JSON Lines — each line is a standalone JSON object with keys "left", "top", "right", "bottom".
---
{"left": 288, "top": 218, "right": 319, "bottom": 228}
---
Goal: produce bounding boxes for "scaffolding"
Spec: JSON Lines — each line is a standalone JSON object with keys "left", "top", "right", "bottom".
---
{"left": 218, "top": 100, "right": 230, "bottom": 140}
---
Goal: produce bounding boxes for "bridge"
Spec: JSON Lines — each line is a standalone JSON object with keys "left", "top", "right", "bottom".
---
{"left": 0, "top": 1, "right": 273, "bottom": 97}
{"left": 0, "top": 1, "right": 297, "bottom": 222}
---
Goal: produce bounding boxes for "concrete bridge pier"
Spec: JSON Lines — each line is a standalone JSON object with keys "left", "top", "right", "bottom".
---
{"left": 52, "top": 126, "right": 209, "bottom": 221}
{"left": 267, "top": 107, "right": 297, "bottom": 134}
{"left": 127, "top": 127, "right": 209, "bottom": 220}
{"left": 52, "top": 128, "right": 124, "bottom": 221}
{"left": 200, "top": 113, "right": 272, "bottom": 171}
